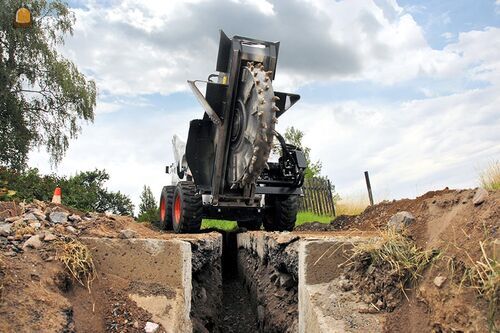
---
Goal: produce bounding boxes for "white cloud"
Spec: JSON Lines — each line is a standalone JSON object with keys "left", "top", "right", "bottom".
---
{"left": 60, "top": 0, "right": 478, "bottom": 95}
{"left": 29, "top": 0, "right": 500, "bottom": 209}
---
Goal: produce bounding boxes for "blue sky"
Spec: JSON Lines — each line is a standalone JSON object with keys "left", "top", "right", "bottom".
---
{"left": 30, "top": 0, "right": 500, "bottom": 211}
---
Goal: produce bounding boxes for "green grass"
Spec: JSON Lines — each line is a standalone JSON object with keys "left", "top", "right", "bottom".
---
{"left": 201, "top": 211, "right": 333, "bottom": 231}
{"left": 295, "top": 212, "right": 333, "bottom": 226}
{"left": 201, "top": 219, "right": 238, "bottom": 231}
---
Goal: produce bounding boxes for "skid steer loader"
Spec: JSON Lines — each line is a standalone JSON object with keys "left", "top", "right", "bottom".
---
{"left": 160, "top": 31, "right": 306, "bottom": 233}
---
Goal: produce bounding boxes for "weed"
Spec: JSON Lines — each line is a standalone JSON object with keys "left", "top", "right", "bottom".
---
{"left": 443, "top": 240, "right": 498, "bottom": 332}
{"left": 351, "top": 228, "right": 436, "bottom": 286}
{"left": 479, "top": 160, "right": 500, "bottom": 190}
{"left": 57, "top": 239, "right": 96, "bottom": 292}
{"left": 14, "top": 225, "right": 35, "bottom": 238}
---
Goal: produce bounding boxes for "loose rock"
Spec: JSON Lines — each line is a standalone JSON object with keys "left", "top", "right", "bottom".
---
{"left": 144, "top": 321, "right": 159, "bottom": 333}
{"left": 43, "top": 232, "right": 58, "bottom": 242}
{"left": 472, "top": 188, "right": 488, "bottom": 205}
{"left": 433, "top": 275, "right": 447, "bottom": 288}
{"left": 120, "top": 229, "right": 138, "bottom": 239}
{"left": 387, "top": 211, "right": 415, "bottom": 231}
{"left": 66, "top": 226, "right": 78, "bottom": 234}
{"left": 0, "top": 222, "right": 12, "bottom": 236}
{"left": 23, "top": 235, "right": 43, "bottom": 250}
{"left": 68, "top": 214, "right": 82, "bottom": 222}
{"left": 49, "top": 211, "right": 68, "bottom": 224}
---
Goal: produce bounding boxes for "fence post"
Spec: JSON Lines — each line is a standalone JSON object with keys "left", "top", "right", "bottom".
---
{"left": 327, "top": 179, "right": 336, "bottom": 216}
{"left": 364, "top": 171, "right": 374, "bottom": 206}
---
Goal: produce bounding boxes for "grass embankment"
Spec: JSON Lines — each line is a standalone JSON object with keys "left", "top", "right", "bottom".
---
{"left": 201, "top": 211, "right": 334, "bottom": 231}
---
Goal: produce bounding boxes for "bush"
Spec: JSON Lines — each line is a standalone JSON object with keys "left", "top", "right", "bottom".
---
{"left": 0, "top": 167, "right": 134, "bottom": 215}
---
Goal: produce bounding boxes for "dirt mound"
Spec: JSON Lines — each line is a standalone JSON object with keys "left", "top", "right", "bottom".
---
{"left": 300, "top": 188, "right": 499, "bottom": 332}
{"left": 0, "top": 200, "right": 169, "bottom": 333}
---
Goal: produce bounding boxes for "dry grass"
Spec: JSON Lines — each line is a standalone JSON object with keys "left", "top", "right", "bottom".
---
{"left": 57, "top": 239, "right": 96, "bottom": 291}
{"left": 351, "top": 228, "right": 436, "bottom": 286}
{"left": 479, "top": 160, "right": 500, "bottom": 190}
{"left": 446, "top": 241, "right": 499, "bottom": 331}
{"left": 14, "top": 225, "right": 35, "bottom": 238}
{"left": 335, "top": 194, "right": 370, "bottom": 216}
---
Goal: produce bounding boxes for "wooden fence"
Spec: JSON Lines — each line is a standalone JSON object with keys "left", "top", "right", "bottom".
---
{"left": 299, "top": 177, "right": 336, "bottom": 216}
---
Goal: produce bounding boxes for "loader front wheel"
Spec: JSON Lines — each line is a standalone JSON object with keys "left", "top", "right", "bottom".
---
{"left": 172, "top": 181, "right": 202, "bottom": 233}
{"left": 263, "top": 195, "right": 299, "bottom": 231}
{"left": 159, "top": 186, "right": 175, "bottom": 230}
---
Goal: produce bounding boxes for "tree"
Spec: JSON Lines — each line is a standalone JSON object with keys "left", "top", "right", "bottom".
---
{"left": 137, "top": 185, "right": 159, "bottom": 222}
{"left": 0, "top": 0, "right": 96, "bottom": 170}
{"left": 0, "top": 167, "right": 134, "bottom": 215}
{"left": 283, "top": 126, "right": 322, "bottom": 178}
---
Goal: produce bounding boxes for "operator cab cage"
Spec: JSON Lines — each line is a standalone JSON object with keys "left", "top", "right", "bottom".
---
{"left": 185, "top": 30, "right": 302, "bottom": 205}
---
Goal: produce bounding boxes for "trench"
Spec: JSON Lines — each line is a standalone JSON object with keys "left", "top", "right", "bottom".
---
{"left": 190, "top": 231, "right": 299, "bottom": 333}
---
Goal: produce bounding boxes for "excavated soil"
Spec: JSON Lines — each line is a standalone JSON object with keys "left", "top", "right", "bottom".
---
{"left": 0, "top": 187, "right": 498, "bottom": 333}
{"left": 298, "top": 188, "right": 499, "bottom": 332}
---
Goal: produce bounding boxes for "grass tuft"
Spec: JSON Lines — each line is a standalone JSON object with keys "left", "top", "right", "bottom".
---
{"left": 57, "top": 239, "right": 96, "bottom": 291}
{"left": 351, "top": 228, "right": 436, "bottom": 286}
{"left": 447, "top": 241, "right": 499, "bottom": 331}
{"left": 479, "top": 160, "right": 500, "bottom": 190}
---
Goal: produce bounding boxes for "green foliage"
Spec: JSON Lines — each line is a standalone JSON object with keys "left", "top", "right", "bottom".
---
{"left": 137, "top": 185, "right": 159, "bottom": 222}
{"left": 295, "top": 212, "right": 333, "bottom": 226}
{"left": 0, "top": 0, "right": 96, "bottom": 170}
{"left": 283, "top": 126, "right": 322, "bottom": 178}
{"left": 0, "top": 167, "right": 134, "bottom": 215}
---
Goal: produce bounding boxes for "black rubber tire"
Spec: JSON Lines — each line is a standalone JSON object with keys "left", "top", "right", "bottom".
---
{"left": 172, "top": 181, "right": 203, "bottom": 233}
{"left": 237, "top": 218, "right": 262, "bottom": 230}
{"left": 263, "top": 195, "right": 299, "bottom": 231}
{"left": 159, "top": 186, "right": 175, "bottom": 230}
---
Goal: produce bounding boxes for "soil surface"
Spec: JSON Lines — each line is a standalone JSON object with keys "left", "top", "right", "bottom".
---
{"left": 298, "top": 187, "right": 499, "bottom": 332}
{"left": 219, "top": 279, "right": 259, "bottom": 333}
{"left": 0, "top": 187, "right": 498, "bottom": 333}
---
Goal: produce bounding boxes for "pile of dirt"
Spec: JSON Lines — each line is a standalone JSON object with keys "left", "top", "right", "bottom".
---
{"left": 0, "top": 200, "right": 168, "bottom": 333}
{"left": 301, "top": 188, "right": 499, "bottom": 332}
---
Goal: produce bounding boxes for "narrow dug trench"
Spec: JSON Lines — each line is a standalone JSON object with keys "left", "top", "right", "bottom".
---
{"left": 191, "top": 230, "right": 299, "bottom": 333}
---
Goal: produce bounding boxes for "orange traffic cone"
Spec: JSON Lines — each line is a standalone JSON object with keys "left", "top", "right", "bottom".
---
{"left": 52, "top": 187, "right": 62, "bottom": 204}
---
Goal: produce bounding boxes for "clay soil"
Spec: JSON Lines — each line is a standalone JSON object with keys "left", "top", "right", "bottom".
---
{"left": 299, "top": 188, "right": 499, "bottom": 332}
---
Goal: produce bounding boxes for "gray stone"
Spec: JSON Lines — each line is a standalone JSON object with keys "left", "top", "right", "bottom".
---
{"left": 23, "top": 235, "right": 43, "bottom": 250}
{"left": 49, "top": 211, "right": 68, "bottom": 224}
{"left": 0, "top": 223, "right": 12, "bottom": 236}
{"left": 433, "top": 275, "right": 447, "bottom": 288}
{"left": 387, "top": 211, "right": 415, "bottom": 231}
{"left": 144, "top": 321, "right": 159, "bottom": 333}
{"left": 23, "top": 213, "right": 38, "bottom": 221}
{"left": 472, "top": 188, "right": 488, "bottom": 205}
{"left": 66, "top": 226, "right": 78, "bottom": 234}
{"left": 120, "top": 229, "right": 138, "bottom": 239}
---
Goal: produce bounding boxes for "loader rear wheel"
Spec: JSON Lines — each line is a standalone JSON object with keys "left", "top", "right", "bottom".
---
{"left": 263, "top": 195, "right": 299, "bottom": 231}
{"left": 237, "top": 218, "right": 262, "bottom": 231}
{"left": 159, "top": 186, "right": 175, "bottom": 230}
{"left": 172, "top": 181, "right": 202, "bottom": 233}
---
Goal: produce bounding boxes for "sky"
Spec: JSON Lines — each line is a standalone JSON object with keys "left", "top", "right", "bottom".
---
{"left": 30, "top": 0, "right": 500, "bottom": 211}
